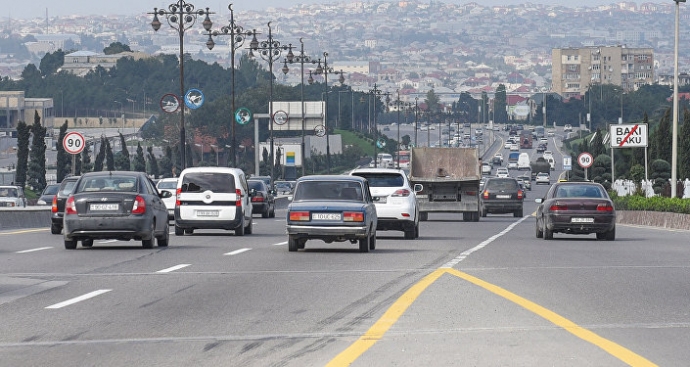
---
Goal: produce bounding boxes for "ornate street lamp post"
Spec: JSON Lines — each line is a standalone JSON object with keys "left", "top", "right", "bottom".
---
{"left": 281, "top": 38, "right": 311, "bottom": 177}
{"left": 309, "top": 52, "right": 345, "bottom": 174}
{"left": 150, "top": 1, "right": 214, "bottom": 170}
{"left": 205, "top": 4, "right": 251, "bottom": 168}
{"left": 248, "top": 22, "right": 292, "bottom": 181}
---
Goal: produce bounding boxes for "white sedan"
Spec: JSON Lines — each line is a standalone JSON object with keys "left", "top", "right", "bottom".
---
{"left": 535, "top": 172, "right": 551, "bottom": 185}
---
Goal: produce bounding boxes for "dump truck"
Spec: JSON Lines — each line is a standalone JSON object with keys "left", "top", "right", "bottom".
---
{"left": 409, "top": 147, "right": 481, "bottom": 222}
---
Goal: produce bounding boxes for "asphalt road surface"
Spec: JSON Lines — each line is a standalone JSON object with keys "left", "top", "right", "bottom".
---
{"left": 1, "top": 130, "right": 688, "bottom": 366}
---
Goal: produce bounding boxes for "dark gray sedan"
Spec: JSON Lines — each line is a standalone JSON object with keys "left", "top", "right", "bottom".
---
{"left": 286, "top": 175, "right": 377, "bottom": 252}
{"left": 62, "top": 171, "right": 172, "bottom": 249}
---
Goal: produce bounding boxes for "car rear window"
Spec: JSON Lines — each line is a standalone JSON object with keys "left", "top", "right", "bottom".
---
{"left": 351, "top": 173, "right": 403, "bottom": 187}
{"left": 77, "top": 176, "right": 138, "bottom": 192}
{"left": 294, "top": 181, "right": 363, "bottom": 201}
{"left": 248, "top": 181, "right": 265, "bottom": 191}
{"left": 181, "top": 172, "right": 235, "bottom": 193}
{"left": 44, "top": 185, "right": 60, "bottom": 195}
{"left": 555, "top": 185, "right": 604, "bottom": 198}
{"left": 486, "top": 179, "right": 518, "bottom": 190}
{"left": 157, "top": 180, "right": 177, "bottom": 189}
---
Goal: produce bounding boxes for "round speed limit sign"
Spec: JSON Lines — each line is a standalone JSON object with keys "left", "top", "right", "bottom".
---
{"left": 63, "top": 132, "right": 85, "bottom": 155}
{"left": 577, "top": 152, "right": 593, "bottom": 169}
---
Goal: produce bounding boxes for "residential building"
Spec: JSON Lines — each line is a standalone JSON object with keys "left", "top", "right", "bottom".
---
{"left": 552, "top": 46, "right": 654, "bottom": 99}
{"left": 0, "top": 91, "right": 54, "bottom": 132}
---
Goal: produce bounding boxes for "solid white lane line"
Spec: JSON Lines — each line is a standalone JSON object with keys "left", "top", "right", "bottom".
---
{"left": 157, "top": 264, "right": 191, "bottom": 273}
{"left": 224, "top": 248, "right": 251, "bottom": 256}
{"left": 272, "top": 241, "right": 287, "bottom": 246}
{"left": 16, "top": 247, "right": 53, "bottom": 254}
{"left": 45, "top": 289, "right": 112, "bottom": 309}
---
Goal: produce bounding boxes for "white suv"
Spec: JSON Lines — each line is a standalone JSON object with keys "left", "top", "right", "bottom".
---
{"left": 350, "top": 168, "right": 419, "bottom": 239}
{"left": 174, "top": 167, "right": 253, "bottom": 236}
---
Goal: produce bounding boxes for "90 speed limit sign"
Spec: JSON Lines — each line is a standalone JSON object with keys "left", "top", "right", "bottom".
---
{"left": 63, "top": 132, "right": 85, "bottom": 155}
{"left": 577, "top": 152, "right": 593, "bottom": 169}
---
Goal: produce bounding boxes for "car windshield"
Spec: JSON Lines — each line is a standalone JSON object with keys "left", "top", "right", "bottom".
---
{"left": 352, "top": 173, "right": 403, "bottom": 187}
{"left": 157, "top": 180, "right": 177, "bottom": 190}
{"left": 181, "top": 172, "right": 236, "bottom": 193}
{"left": 555, "top": 185, "right": 604, "bottom": 198}
{"left": 77, "top": 176, "right": 138, "bottom": 193}
{"left": 486, "top": 179, "right": 518, "bottom": 190}
{"left": 0, "top": 188, "right": 18, "bottom": 197}
{"left": 43, "top": 185, "right": 59, "bottom": 195}
{"left": 248, "top": 181, "right": 266, "bottom": 191}
{"left": 294, "top": 181, "right": 363, "bottom": 201}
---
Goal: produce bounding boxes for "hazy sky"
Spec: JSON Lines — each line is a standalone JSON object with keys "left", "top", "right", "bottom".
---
{"left": 9, "top": 1, "right": 651, "bottom": 21}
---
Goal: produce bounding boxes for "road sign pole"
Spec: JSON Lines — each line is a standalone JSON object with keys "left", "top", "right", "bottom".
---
{"left": 72, "top": 154, "right": 76, "bottom": 176}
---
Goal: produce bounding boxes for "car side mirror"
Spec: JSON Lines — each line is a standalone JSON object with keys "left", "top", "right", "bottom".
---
{"left": 413, "top": 184, "right": 423, "bottom": 193}
{"left": 249, "top": 189, "right": 256, "bottom": 197}
{"left": 535, "top": 198, "right": 543, "bottom": 203}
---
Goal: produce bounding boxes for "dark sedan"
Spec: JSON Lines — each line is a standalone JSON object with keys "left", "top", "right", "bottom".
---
{"left": 62, "top": 171, "right": 172, "bottom": 249}
{"left": 248, "top": 179, "right": 276, "bottom": 218}
{"left": 535, "top": 182, "right": 616, "bottom": 240}
{"left": 286, "top": 175, "right": 377, "bottom": 252}
{"left": 50, "top": 176, "right": 80, "bottom": 234}
{"left": 480, "top": 177, "right": 524, "bottom": 217}
{"left": 36, "top": 184, "right": 60, "bottom": 206}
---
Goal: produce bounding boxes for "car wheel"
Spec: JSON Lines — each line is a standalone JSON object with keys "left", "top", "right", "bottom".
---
{"left": 414, "top": 222, "right": 419, "bottom": 238}
{"left": 269, "top": 205, "right": 276, "bottom": 218}
{"left": 544, "top": 225, "right": 554, "bottom": 240}
{"left": 481, "top": 208, "right": 487, "bottom": 217}
{"left": 64, "top": 238, "right": 77, "bottom": 250}
{"left": 50, "top": 223, "right": 62, "bottom": 235}
{"left": 298, "top": 239, "right": 306, "bottom": 249}
{"left": 158, "top": 225, "right": 169, "bottom": 247}
{"left": 175, "top": 225, "right": 184, "bottom": 236}
{"left": 420, "top": 212, "right": 428, "bottom": 221}
{"left": 235, "top": 217, "right": 245, "bottom": 236}
{"left": 82, "top": 239, "right": 94, "bottom": 248}
{"left": 288, "top": 235, "right": 298, "bottom": 252}
{"left": 358, "top": 233, "right": 370, "bottom": 253}
{"left": 369, "top": 233, "right": 376, "bottom": 250}
{"left": 606, "top": 226, "right": 616, "bottom": 241}
{"left": 404, "top": 226, "right": 415, "bottom": 240}
{"left": 535, "top": 219, "right": 544, "bottom": 238}
{"left": 245, "top": 217, "right": 253, "bottom": 235}
{"left": 142, "top": 222, "right": 155, "bottom": 249}
{"left": 262, "top": 206, "right": 269, "bottom": 218}
{"left": 472, "top": 212, "right": 480, "bottom": 222}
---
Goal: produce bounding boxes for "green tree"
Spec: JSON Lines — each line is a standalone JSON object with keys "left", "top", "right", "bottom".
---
{"left": 103, "top": 42, "right": 132, "bottom": 55}
{"left": 81, "top": 142, "right": 93, "bottom": 173}
{"left": 680, "top": 108, "right": 690, "bottom": 180}
{"left": 39, "top": 50, "right": 65, "bottom": 76}
{"left": 146, "top": 146, "right": 160, "bottom": 178}
{"left": 493, "top": 84, "right": 508, "bottom": 124}
{"left": 56, "top": 121, "right": 71, "bottom": 182}
{"left": 159, "top": 146, "right": 174, "bottom": 178}
{"left": 94, "top": 137, "right": 106, "bottom": 171}
{"left": 105, "top": 138, "right": 115, "bottom": 171}
{"left": 133, "top": 143, "right": 146, "bottom": 172}
{"left": 27, "top": 111, "right": 47, "bottom": 193}
{"left": 654, "top": 107, "right": 672, "bottom": 162}
{"left": 590, "top": 128, "right": 606, "bottom": 157}
{"left": 15, "top": 121, "right": 31, "bottom": 188}
{"left": 115, "top": 133, "right": 130, "bottom": 170}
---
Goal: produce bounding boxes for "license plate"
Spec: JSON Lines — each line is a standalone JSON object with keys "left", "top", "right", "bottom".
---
{"left": 496, "top": 195, "right": 510, "bottom": 199}
{"left": 90, "top": 203, "right": 119, "bottom": 211}
{"left": 312, "top": 213, "right": 341, "bottom": 220}
{"left": 197, "top": 210, "right": 219, "bottom": 217}
{"left": 374, "top": 196, "right": 387, "bottom": 203}
{"left": 571, "top": 217, "right": 594, "bottom": 223}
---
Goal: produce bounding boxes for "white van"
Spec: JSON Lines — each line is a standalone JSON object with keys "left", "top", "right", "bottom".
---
{"left": 174, "top": 167, "right": 254, "bottom": 236}
{"left": 517, "top": 153, "right": 531, "bottom": 170}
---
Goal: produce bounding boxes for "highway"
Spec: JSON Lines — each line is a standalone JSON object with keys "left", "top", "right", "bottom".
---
{"left": 1, "top": 129, "right": 689, "bottom": 366}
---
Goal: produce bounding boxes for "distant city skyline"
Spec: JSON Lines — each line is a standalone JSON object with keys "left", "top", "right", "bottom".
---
{"left": 8, "top": 1, "right": 662, "bottom": 22}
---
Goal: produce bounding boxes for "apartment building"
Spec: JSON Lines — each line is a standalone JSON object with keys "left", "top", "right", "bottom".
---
{"left": 552, "top": 46, "right": 654, "bottom": 99}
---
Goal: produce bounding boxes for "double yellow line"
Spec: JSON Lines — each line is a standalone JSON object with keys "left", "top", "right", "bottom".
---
{"left": 327, "top": 268, "right": 656, "bottom": 367}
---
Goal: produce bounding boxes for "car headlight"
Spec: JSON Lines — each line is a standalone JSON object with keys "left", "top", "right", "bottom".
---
{"left": 37, "top": 199, "right": 47, "bottom": 205}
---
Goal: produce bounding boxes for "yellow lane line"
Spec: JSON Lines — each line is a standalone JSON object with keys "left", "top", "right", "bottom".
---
{"left": 0, "top": 228, "right": 48, "bottom": 235}
{"left": 327, "top": 267, "right": 656, "bottom": 367}
{"left": 445, "top": 268, "right": 656, "bottom": 366}
{"left": 325, "top": 268, "right": 446, "bottom": 367}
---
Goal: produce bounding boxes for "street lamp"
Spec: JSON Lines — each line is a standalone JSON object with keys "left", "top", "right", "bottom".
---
{"left": 281, "top": 38, "right": 311, "bottom": 177}
{"left": 210, "top": 144, "right": 219, "bottom": 165}
{"left": 672, "top": 0, "right": 685, "bottom": 197}
{"left": 150, "top": 1, "right": 214, "bottom": 170}
{"left": 309, "top": 52, "right": 345, "bottom": 173}
{"left": 368, "top": 84, "right": 389, "bottom": 167}
{"left": 113, "top": 101, "right": 123, "bottom": 133}
{"left": 194, "top": 143, "right": 204, "bottom": 163}
{"left": 205, "top": 4, "right": 251, "bottom": 167}
{"left": 248, "top": 22, "right": 292, "bottom": 180}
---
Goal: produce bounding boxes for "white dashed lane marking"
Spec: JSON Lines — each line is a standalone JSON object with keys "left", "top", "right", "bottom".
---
{"left": 16, "top": 247, "right": 53, "bottom": 253}
{"left": 224, "top": 248, "right": 251, "bottom": 256}
{"left": 157, "top": 264, "right": 191, "bottom": 273}
{"left": 45, "top": 289, "right": 112, "bottom": 309}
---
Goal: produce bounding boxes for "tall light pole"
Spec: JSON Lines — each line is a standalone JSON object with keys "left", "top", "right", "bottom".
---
{"left": 310, "top": 52, "right": 345, "bottom": 173}
{"left": 672, "top": 0, "right": 685, "bottom": 197}
{"left": 369, "top": 84, "right": 384, "bottom": 167}
{"left": 414, "top": 97, "right": 419, "bottom": 148}
{"left": 113, "top": 101, "right": 123, "bottom": 133}
{"left": 248, "top": 22, "right": 292, "bottom": 180}
{"left": 282, "top": 38, "right": 311, "bottom": 177}
{"left": 205, "top": 3, "right": 251, "bottom": 167}
{"left": 151, "top": 1, "right": 213, "bottom": 170}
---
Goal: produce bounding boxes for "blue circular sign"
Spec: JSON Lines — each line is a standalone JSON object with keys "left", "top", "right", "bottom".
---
{"left": 235, "top": 107, "right": 252, "bottom": 125}
{"left": 376, "top": 138, "right": 386, "bottom": 149}
{"left": 184, "top": 89, "right": 205, "bottom": 110}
